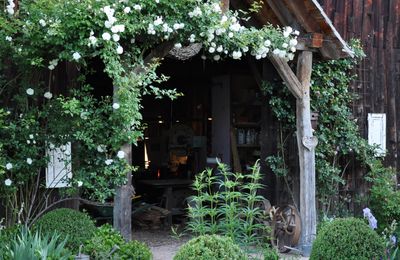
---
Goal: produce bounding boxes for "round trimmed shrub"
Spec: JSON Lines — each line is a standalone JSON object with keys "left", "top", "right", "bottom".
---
{"left": 310, "top": 218, "right": 385, "bottom": 260}
{"left": 174, "top": 235, "right": 247, "bottom": 260}
{"left": 85, "top": 224, "right": 151, "bottom": 260}
{"left": 34, "top": 208, "right": 96, "bottom": 252}
{"left": 119, "top": 240, "right": 152, "bottom": 260}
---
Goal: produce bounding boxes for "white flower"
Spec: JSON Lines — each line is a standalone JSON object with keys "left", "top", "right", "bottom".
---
{"left": 213, "top": 55, "right": 220, "bottom": 61}
{"left": 89, "top": 36, "right": 97, "bottom": 45}
{"left": 117, "top": 150, "right": 125, "bottom": 159}
{"left": 72, "top": 52, "right": 81, "bottom": 61}
{"left": 208, "top": 47, "right": 215, "bottom": 53}
{"left": 112, "top": 34, "right": 120, "bottom": 42}
{"left": 4, "top": 179, "right": 12, "bottom": 186}
{"left": 5, "top": 36, "right": 12, "bottom": 42}
{"left": 212, "top": 3, "right": 222, "bottom": 13}
{"left": 112, "top": 103, "right": 120, "bottom": 109}
{"left": 154, "top": 16, "right": 163, "bottom": 26}
{"left": 97, "top": 145, "right": 106, "bottom": 153}
{"left": 48, "top": 59, "right": 58, "bottom": 70}
{"left": 221, "top": 15, "right": 228, "bottom": 23}
{"left": 264, "top": 39, "right": 271, "bottom": 47}
{"left": 217, "top": 46, "right": 223, "bottom": 53}
{"left": 155, "top": 0, "right": 159, "bottom": 3}
{"left": 189, "top": 34, "right": 196, "bottom": 43}
{"left": 26, "top": 88, "right": 34, "bottom": 96}
{"left": 105, "top": 159, "right": 113, "bottom": 165}
{"left": 123, "top": 6, "right": 131, "bottom": 13}
{"left": 77, "top": 181, "right": 83, "bottom": 187}
{"left": 294, "top": 30, "right": 300, "bottom": 36}
{"left": 147, "top": 24, "right": 156, "bottom": 35}
{"left": 133, "top": 4, "right": 142, "bottom": 11}
{"left": 6, "top": 0, "right": 15, "bottom": 15}
{"left": 5, "top": 163, "right": 12, "bottom": 170}
{"left": 189, "top": 7, "right": 202, "bottom": 17}
{"left": 39, "top": 19, "right": 46, "bottom": 27}
{"left": 102, "top": 32, "right": 111, "bottom": 41}
{"left": 27, "top": 140, "right": 31, "bottom": 144}
{"left": 228, "top": 32, "right": 234, "bottom": 38}
{"left": 290, "top": 47, "right": 296, "bottom": 53}
{"left": 173, "top": 23, "right": 180, "bottom": 30}
{"left": 174, "top": 43, "right": 182, "bottom": 49}
{"left": 289, "top": 39, "right": 298, "bottom": 47}
{"left": 116, "top": 45, "right": 123, "bottom": 54}
{"left": 26, "top": 158, "right": 33, "bottom": 165}
{"left": 229, "top": 23, "right": 241, "bottom": 32}
{"left": 284, "top": 26, "right": 293, "bottom": 34}
{"left": 283, "top": 31, "right": 290, "bottom": 38}
{"left": 44, "top": 92, "right": 53, "bottom": 99}
{"left": 232, "top": 50, "right": 242, "bottom": 59}
{"left": 49, "top": 143, "right": 55, "bottom": 149}
{"left": 282, "top": 43, "right": 288, "bottom": 48}
{"left": 104, "top": 20, "right": 113, "bottom": 28}
{"left": 29, "top": 134, "right": 34, "bottom": 139}
{"left": 112, "top": 24, "right": 125, "bottom": 33}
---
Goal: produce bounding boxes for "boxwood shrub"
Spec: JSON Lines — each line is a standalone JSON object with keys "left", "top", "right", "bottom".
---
{"left": 310, "top": 218, "right": 385, "bottom": 260}
{"left": 84, "top": 224, "right": 151, "bottom": 260}
{"left": 174, "top": 235, "right": 247, "bottom": 260}
{"left": 34, "top": 208, "right": 96, "bottom": 252}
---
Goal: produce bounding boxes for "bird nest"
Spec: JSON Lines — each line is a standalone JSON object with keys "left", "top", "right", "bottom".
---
{"left": 168, "top": 43, "right": 202, "bottom": 60}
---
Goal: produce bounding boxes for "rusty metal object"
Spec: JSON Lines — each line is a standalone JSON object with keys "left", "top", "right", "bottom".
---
{"left": 271, "top": 204, "right": 301, "bottom": 253}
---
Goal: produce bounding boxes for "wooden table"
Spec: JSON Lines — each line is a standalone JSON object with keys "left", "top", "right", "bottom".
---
{"left": 138, "top": 179, "right": 193, "bottom": 225}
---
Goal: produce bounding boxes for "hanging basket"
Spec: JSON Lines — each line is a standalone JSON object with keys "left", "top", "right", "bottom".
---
{"left": 168, "top": 43, "right": 202, "bottom": 60}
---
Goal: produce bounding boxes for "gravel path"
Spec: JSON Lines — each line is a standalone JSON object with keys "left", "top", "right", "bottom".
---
{"left": 132, "top": 228, "right": 309, "bottom": 260}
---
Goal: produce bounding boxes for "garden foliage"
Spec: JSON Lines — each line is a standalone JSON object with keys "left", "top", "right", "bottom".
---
{"left": 173, "top": 234, "right": 247, "bottom": 260}
{"left": 1, "top": 227, "right": 72, "bottom": 260}
{"left": 84, "top": 224, "right": 152, "bottom": 260}
{"left": 34, "top": 208, "right": 96, "bottom": 252}
{"left": 0, "top": 0, "right": 300, "bottom": 227}
{"left": 310, "top": 218, "right": 385, "bottom": 260}
{"left": 187, "top": 161, "right": 269, "bottom": 247}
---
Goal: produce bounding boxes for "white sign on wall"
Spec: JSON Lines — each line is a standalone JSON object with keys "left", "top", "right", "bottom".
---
{"left": 367, "top": 113, "right": 386, "bottom": 157}
{"left": 46, "top": 143, "right": 72, "bottom": 188}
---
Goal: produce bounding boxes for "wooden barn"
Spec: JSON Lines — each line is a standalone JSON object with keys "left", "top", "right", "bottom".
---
{"left": 5, "top": 0, "right": 390, "bottom": 256}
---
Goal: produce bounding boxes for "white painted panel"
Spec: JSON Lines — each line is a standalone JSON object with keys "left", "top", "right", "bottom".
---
{"left": 46, "top": 143, "right": 72, "bottom": 188}
{"left": 368, "top": 113, "right": 386, "bottom": 157}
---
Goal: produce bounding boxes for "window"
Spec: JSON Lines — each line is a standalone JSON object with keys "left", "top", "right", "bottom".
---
{"left": 46, "top": 143, "right": 72, "bottom": 188}
{"left": 367, "top": 113, "right": 386, "bottom": 157}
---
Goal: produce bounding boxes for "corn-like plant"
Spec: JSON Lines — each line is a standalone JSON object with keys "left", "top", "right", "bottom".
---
{"left": 187, "top": 160, "right": 269, "bottom": 248}
{"left": 4, "top": 227, "right": 72, "bottom": 260}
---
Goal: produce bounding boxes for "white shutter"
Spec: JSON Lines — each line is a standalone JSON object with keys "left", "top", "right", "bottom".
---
{"left": 46, "top": 143, "right": 72, "bottom": 188}
{"left": 368, "top": 113, "right": 386, "bottom": 157}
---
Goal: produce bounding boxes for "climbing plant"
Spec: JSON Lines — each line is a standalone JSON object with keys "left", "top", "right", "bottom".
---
{"left": 263, "top": 40, "right": 370, "bottom": 216}
{"left": 0, "top": 0, "right": 299, "bottom": 226}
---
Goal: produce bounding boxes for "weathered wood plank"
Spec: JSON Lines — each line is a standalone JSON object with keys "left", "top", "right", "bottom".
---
{"left": 269, "top": 55, "right": 303, "bottom": 99}
{"left": 296, "top": 51, "right": 316, "bottom": 256}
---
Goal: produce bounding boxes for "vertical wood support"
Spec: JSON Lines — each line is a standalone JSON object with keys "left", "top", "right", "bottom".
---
{"left": 296, "top": 51, "right": 317, "bottom": 256}
{"left": 113, "top": 88, "right": 134, "bottom": 241}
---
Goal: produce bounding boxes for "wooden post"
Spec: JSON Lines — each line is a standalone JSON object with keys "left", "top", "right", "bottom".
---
{"left": 113, "top": 83, "right": 134, "bottom": 241}
{"left": 296, "top": 51, "right": 317, "bottom": 256}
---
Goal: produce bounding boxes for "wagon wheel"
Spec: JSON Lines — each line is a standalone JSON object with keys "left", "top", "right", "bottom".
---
{"left": 271, "top": 205, "right": 301, "bottom": 253}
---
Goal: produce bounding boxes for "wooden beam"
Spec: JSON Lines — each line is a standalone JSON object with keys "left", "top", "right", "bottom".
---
{"left": 268, "top": 55, "right": 303, "bottom": 99}
{"left": 114, "top": 41, "right": 175, "bottom": 241}
{"left": 296, "top": 50, "right": 317, "bottom": 256}
{"left": 221, "top": 0, "right": 229, "bottom": 12}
